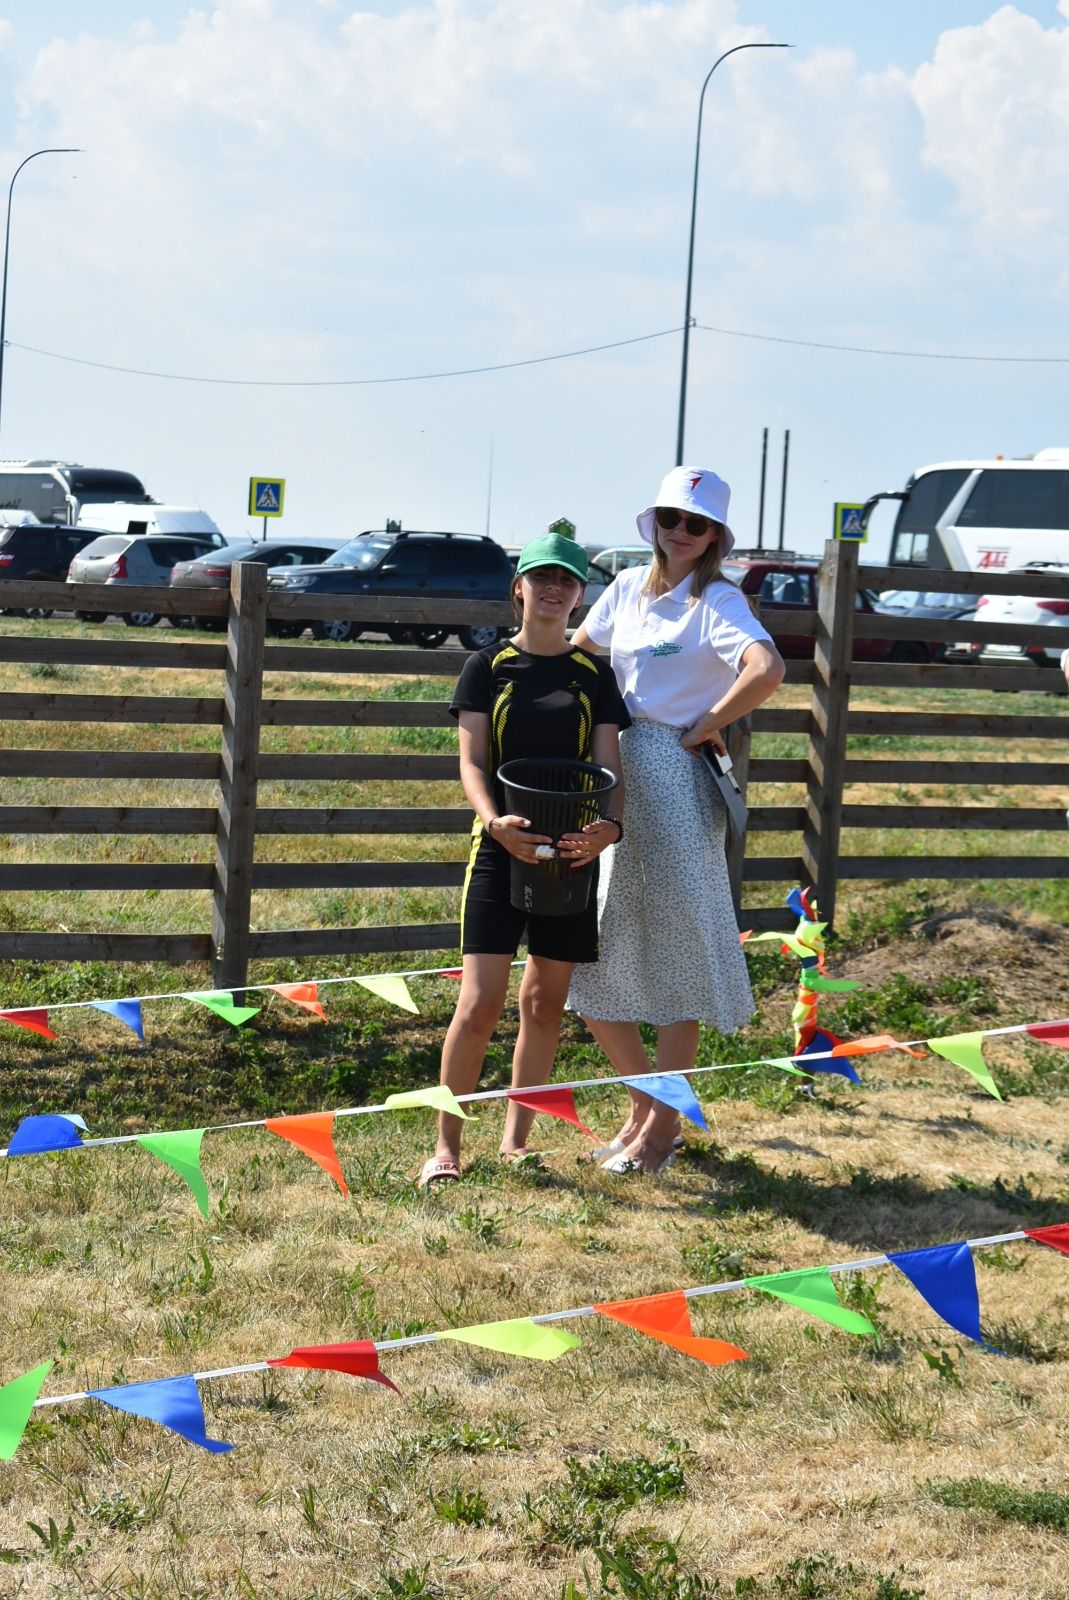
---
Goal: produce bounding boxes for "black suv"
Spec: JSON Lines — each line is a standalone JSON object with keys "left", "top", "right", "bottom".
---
{"left": 267, "top": 529, "right": 514, "bottom": 648}
{"left": 0, "top": 523, "right": 104, "bottom": 616}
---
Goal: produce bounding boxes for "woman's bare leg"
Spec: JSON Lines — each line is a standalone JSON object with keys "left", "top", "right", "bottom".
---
{"left": 432, "top": 953, "right": 513, "bottom": 1168}
{"left": 618, "top": 1020, "right": 700, "bottom": 1169}
{"left": 500, "top": 955, "right": 574, "bottom": 1156}
{"left": 581, "top": 1016, "right": 655, "bottom": 1145}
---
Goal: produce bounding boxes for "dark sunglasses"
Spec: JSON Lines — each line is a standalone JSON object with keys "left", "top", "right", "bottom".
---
{"left": 655, "top": 507, "right": 716, "bottom": 537}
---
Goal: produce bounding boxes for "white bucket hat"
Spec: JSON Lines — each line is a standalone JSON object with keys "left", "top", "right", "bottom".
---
{"left": 636, "top": 465, "right": 735, "bottom": 556}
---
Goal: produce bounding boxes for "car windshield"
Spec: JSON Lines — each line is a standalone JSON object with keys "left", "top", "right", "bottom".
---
{"left": 325, "top": 537, "right": 392, "bottom": 568}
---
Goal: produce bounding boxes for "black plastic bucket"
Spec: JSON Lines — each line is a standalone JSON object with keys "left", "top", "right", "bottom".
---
{"left": 497, "top": 757, "right": 619, "bottom": 917}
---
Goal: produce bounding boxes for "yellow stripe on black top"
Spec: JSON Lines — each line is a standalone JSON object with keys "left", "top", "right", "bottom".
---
{"left": 459, "top": 817, "right": 484, "bottom": 948}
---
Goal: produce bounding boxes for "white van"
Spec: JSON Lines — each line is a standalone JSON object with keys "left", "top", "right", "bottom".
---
{"left": 76, "top": 503, "right": 224, "bottom": 540}
{"left": 867, "top": 450, "right": 1069, "bottom": 573}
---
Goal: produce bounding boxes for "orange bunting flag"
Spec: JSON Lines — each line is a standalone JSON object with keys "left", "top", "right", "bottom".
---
{"left": 268, "top": 1339, "right": 398, "bottom": 1394}
{"left": 265, "top": 1112, "right": 348, "bottom": 1196}
{"left": 270, "top": 983, "right": 327, "bottom": 1020}
{"left": 594, "top": 1289, "right": 748, "bottom": 1368}
{"left": 0, "top": 1009, "right": 56, "bottom": 1040}
{"left": 832, "top": 1034, "right": 924, "bottom": 1058}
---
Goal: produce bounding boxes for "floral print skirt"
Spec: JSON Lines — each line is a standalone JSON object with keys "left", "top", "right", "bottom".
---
{"left": 567, "top": 717, "right": 755, "bottom": 1030}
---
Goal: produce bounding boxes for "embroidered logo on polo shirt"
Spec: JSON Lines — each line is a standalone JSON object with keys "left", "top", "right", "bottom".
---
{"left": 649, "top": 641, "right": 682, "bottom": 657}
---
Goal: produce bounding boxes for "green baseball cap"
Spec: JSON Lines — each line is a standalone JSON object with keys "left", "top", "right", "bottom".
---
{"left": 515, "top": 531, "right": 588, "bottom": 583}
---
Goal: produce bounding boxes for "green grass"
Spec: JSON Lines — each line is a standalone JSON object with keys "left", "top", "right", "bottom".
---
{"left": 925, "top": 1476, "right": 1069, "bottom": 1532}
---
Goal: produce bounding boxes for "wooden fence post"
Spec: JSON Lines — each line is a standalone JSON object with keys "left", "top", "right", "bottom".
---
{"left": 724, "top": 714, "right": 751, "bottom": 918}
{"left": 211, "top": 560, "right": 267, "bottom": 991}
{"left": 800, "top": 538, "right": 858, "bottom": 927}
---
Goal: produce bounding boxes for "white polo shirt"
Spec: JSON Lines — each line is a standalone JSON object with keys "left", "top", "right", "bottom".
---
{"left": 583, "top": 566, "right": 773, "bottom": 728}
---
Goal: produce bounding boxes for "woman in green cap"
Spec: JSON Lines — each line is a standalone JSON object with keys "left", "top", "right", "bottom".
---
{"left": 418, "top": 532, "right": 629, "bottom": 1186}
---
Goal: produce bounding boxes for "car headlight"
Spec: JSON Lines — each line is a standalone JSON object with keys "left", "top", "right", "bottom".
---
{"left": 275, "top": 573, "right": 314, "bottom": 588}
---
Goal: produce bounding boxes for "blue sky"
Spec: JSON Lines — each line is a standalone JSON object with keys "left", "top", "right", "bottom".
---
{"left": 0, "top": 1, "right": 1066, "bottom": 561}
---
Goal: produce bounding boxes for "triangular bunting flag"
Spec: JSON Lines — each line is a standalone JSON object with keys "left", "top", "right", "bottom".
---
{"left": 384, "top": 1085, "right": 473, "bottom": 1120}
{"left": 798, "top": 970, "right": 860, "bottom": 994}
{"left": 1024, "top": 1224, "right": 1069, "bottom": 1258}
{"left": 441, "top": 968, "right": 463, "bottom": 980}
{"left": 91, "top": 999, "right": 145, "bottom": 1041}
{"left": 137, "top": 1129, "right": 210, "bottom": 1218}
{"left": 926, "top": 1032, "right": 1002, "bottom": 1100}
{"left": 594, "top": 1290, "right": 748, "bottom": 1368}
{"left": 1026, "top": 1022, "right": 1069, "bottom": 1050}
{"left": 763, "top": 1057, "right": 813, "bottom": 1078}
{"left": 264, "top": 1112, "right": 347, "bottom": 1196}
{"left": 268, "top": 1340, "right": 398, "bottom": 1393}
{"left": 0, "top": 1361, "right": 52, "bottom": 1460}
{"left": 800, "top": 1029, "right": 861, "bottom": 1084}
{"left": 506, "top": 1087, "right": 594, "bottom": 1137}
{"left": 356, "top": 976, "right": 419, "bottom": 1015}
{"left": 7, "top": 1114, "right": 86, "bottom": 1156}
{"left": 440, "top": 1318, "right": 579, "bottom": 1361}
{"left": 746, "top": 1267, "right": 874, "bottom": 1335}
{"left": 0, "top": 1009, "right": 56, "bottom": 1039}
{"left": 185, "top": 991, "right": 261, "bottom": 1027}
{"left": 833, "top": 1034, "right": 924, "bottom": 1057}
{"left": 621, "top": 1073, "right": 707, "bottom": 1131}
{"left": 888, "top": 1242, "right": 987, "bottom": 1348}
{"left": 269, "top": 983, "right": 326, "bottom": 1020}
{"left": 88, "top": 1374, "right": 232, "bottom": 1453}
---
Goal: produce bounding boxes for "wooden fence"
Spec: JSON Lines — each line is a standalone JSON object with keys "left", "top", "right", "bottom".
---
{"left": 0, "top": 546, "right": 1066, "bottom": 983}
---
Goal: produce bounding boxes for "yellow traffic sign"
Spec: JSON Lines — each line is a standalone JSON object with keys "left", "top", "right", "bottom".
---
{"left": 249, "top": 477, "right": 285, "bottom": 517}
{"left": 833, "top": 502, "right": 866, "bottom": 542}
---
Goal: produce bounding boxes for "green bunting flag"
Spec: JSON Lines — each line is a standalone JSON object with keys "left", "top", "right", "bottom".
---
{"left": 356, "top": 976, "right": 419, "bottom": 1015}
{"left": 384, "top": 1085, "right": 473, "bottom": 1120}
{"left": 798, "top": 971, "right": 861, "bottom": 994}
{"left": 0, "top": 1361, "right": 52, "bottom": 1460}
{"left": 746, "top": 1267, "right": 875, "bottom": 1335}
{"left": 439, "top": 1318, "right": 580, "bottom": 1361}
{"left": 185, "top": 992, "right": 261, "bottom": 1027}
{"left": 763, "top": 1057, "right": 812, "bottom": 1078}
{"left": 137, "top": 1129, "right": 211, "bottom": 1217}
{"left": 926, "top": 1032, "right": 1002, "bottom": 1101}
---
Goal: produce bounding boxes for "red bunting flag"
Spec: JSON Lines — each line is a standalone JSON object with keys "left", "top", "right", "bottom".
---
{"left": 594, "top": 1289, "right": 748, "bottom": 1368}
{"left": 268, "top": 1339, "right": 398, "bottom": 1394}
{"left": 270, "top": 983, "right": 326, "bottom": 1020}
{"left": 832, "top": 1033, "right": 924, "bottom": 1058}
{"left": 0, "top": 1009, "right": 56, "bottom": 1040}
{"left": 506, "top": 1087, "right": 595, "bottom": 1138}
{"left": 1024, "top": 1224, "right": 1069, "bottom": 1259}
{"left": 265, "top": 1112, "right": 348, "bottom": 1196}
{"left": 1026, "top": 1022, "right": 1069, "bottom": 1050}
{"left": 441, "top": 968, "right": 463, "bottom": 980}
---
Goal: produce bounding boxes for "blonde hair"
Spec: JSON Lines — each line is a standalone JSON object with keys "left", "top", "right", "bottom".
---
{"left": 641, "top": 521, "right": 726, "bottom": 604}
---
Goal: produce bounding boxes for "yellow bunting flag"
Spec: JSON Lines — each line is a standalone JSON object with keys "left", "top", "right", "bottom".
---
{"left": 384, "top": 1085, "right": 474, "bottom": 1120}
{"left": 356, "top": 976, "right": 419, "bottom": 1015}
{"left": 440, "top": 1319, "right": 580, "bottom": 1361}
{"left": 926, "top": 1032, "right": 1002, "bottom": 1101}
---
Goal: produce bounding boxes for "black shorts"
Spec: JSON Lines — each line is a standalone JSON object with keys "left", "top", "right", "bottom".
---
{"left": 460, "top": 828, "right": 599, "bottom": 964}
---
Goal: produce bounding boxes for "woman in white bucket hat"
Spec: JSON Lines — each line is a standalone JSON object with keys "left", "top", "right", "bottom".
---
{"left": 567, "top": 465, "right": 785, "bottom": 1174}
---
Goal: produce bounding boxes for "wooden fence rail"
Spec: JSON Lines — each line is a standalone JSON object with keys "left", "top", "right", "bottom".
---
{"left": 0, "top": 548, "right": 1066, "bottom": 976}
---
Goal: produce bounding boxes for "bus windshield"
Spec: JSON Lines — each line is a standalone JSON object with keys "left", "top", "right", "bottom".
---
{"left": 889, "top": 468, "right": 970, "bottom": 566}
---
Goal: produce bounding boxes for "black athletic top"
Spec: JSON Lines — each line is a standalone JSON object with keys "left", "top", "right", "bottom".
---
{"left": 450, "top": 641, "right": 630, "bottom": 804}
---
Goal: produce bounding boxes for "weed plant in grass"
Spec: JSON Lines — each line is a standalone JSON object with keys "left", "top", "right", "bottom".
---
{"left": 925, "top": 1476, "right": 1069, "bottom": 1533}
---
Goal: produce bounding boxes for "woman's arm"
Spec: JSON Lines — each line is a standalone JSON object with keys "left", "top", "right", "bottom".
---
{"left": 679, "top": 640, "right": 786, "bottom": 753}
{"left": 457, "top": 711, "right": 551, "bottom": 861}
{"left": 570, "top": 623, "right": 603, "bottom": 653}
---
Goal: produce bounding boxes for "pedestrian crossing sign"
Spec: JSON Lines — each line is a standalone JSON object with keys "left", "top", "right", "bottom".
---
{"left": 833, "top": 502, "right": 866, "bottom": 543}
{"left": 249, "top": 476, "right": 285, "bottom": 517}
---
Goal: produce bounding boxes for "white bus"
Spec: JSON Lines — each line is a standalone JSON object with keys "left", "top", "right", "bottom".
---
{"left": 0, "top": 460, "right": 151, "bottom": 525}
{"left": 865, "top": 449, "right": 1069, "bottom": 573}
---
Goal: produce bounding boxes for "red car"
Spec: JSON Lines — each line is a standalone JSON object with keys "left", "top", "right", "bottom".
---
{"left": 721, "top": 552, "right": 933, "bottom": 663}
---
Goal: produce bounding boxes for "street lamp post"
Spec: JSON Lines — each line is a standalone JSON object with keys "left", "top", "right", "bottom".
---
{"left": 0, "top": 147, "right": 80, "bottom": 443}
{"left": 675, "top": 42, "right": 789, "bottom": 466}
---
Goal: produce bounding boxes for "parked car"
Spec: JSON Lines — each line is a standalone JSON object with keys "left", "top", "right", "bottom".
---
{"left": 583, "top": 559, "right": 614, "bottom": 607}
{"left": 267, "top": 529, "right": 514, "bottom": 648}
{"left": 0, "top": 523, "right": 106, "bottom": 617}
{"left": 720, "top": 551, "right": 936, "bottom": 662}
{"left": 950, "top": 562, "right": 1069, "bottom": 669}
{"left": 170, "top": 537, "right": 351, "bottom": 631}
{"left": 873, "top": 588, "right": 977, "bottom": 661}
{"left": 593, "top": 545, "right": 651, "bottom": 577}
{"left": 67, "top": 531, "right": 226, "bottom": 626}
